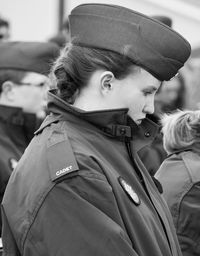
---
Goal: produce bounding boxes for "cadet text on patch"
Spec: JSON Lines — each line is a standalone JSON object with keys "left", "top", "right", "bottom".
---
{"left": 47, "top": 129, "right": 79, "bottom": 181}
{"left": 56, "top": 165, "right": 73, "bottom": 177}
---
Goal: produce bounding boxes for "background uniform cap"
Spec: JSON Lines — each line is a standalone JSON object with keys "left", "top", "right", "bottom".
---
{"left": 69, "top": 3, "right": 191, "bottom": 81}
{"left": 0, "top": 41, "right": 60, "bottom": 75}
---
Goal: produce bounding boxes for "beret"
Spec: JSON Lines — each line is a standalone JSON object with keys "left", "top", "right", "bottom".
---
{"left": 0, "top": 41, "right": 60, "bottom": 75}
{"left": 69, "top": 4, "right": 191, "bottom": 81}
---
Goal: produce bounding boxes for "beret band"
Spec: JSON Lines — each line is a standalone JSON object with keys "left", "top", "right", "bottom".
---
{"left": 69, "top": 4, "right": 191, "bottom": 81}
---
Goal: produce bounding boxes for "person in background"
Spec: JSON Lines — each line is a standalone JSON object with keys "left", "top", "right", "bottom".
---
{"left": 155, "top": 110, "right": 200, "bottom": 256}
{"left": 0, "top": 17, "right": 10, "bottom": 42}
{"left": 0, "top": 41, "right": 59, "bottom": 233}
{"left": 1, "top": 4, "right": 191, "bottom": 256}
{"left": 49, "top": 17, "right": 70, "bottom": 48}
{"left": 157, "top": 73, "right": 186, "bottom": 114}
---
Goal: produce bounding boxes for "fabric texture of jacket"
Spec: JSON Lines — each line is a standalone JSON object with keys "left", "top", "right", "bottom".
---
{"left": 0, "top": 105, "right": 42, "bottom": 233}
{"left": 1, "top": 90, "right": 182, "bottom": 256}
{"left": 156, "top": 150, "right": 200, "bottom": 256}
{"left": 138, "top": 132, "right": 167, "bottom": 176}
{"left": 138, "top": 113, "right": 167, "bottom": 176}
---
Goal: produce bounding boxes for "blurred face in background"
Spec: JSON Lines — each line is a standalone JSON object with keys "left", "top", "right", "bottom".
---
{"left": 158, "top": 78, "right": 181, "bottom": 105}
{"left": 7, "top": 72, "right": 50, "bottom": 118}
{"left": 154, "top": 75, "right": 185, "bottom": 114}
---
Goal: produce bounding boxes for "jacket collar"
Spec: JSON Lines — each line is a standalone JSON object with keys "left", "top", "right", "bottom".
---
{"left": 0, "top": 105, "right": 24, "bottom": 125}
{"left": 37, "top": 90, "right": 159, "bottom": 148}
{"left": 167, "top": 147, "right": 196, "bottom": 158}
{"left": 0, "top": 104, "right": 42, "bottom": 145}
{"left": 47, "top": 90, "right": 128, "bottom": 126}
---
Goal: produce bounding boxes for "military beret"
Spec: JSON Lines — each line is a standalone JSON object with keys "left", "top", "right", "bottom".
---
{"left": 0, "top": 41, "right": 60, "bottom": 75}
{"left": 69, "top": 4, "right": 191, "bottom": 81}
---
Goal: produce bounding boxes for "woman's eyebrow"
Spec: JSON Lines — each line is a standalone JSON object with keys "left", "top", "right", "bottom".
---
{"left": 143, "top": 86, "right": 158, "bottom": 91}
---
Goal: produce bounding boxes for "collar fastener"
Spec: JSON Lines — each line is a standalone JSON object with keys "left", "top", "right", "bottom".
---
{"left": 103, "top": 124, "right": 132, "bottom": 140}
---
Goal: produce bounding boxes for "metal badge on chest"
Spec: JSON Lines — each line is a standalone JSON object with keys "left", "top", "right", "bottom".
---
{"left": 118, "top": 176, "right": 141, "bottom": 206}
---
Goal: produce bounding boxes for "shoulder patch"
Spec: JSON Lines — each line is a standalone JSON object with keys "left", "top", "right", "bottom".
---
{"left": 47, "top": 129, "right": 79, "bottom": 182}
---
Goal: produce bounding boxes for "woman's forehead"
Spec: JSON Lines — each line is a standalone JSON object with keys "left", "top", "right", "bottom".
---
{"left": 129, "top": 68, "right": 161, "bottom": 88}
{"left": 22, "top": 72, "right": 48, "bottom": 83}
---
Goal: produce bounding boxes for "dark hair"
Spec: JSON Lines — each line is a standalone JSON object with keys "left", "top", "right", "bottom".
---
{"left": 0, "top": 69, "right": 27, "bottom": 94}
{"left": 52, "top": 43, "right": 138, "bottom": 103}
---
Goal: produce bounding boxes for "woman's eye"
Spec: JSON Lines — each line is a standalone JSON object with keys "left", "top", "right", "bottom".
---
{"left": 143, "top": 91, "right": 152, "bottom": 96}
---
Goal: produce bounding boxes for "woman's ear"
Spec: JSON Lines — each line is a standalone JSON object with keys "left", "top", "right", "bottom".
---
{"left": 1, "top": 81, "right": 16, "bottom": 101}
{"left": 100, "top": 71, "right": 115, "bottom": 94}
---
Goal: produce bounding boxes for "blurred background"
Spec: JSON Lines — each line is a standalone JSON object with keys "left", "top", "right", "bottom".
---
{"left": 1, "top": 0, "right": 200, "bottom": 109}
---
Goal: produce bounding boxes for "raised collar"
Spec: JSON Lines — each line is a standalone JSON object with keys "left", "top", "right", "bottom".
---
{"left": 37, "top": 90, "right": 159, "bottom": 146}
{"left": 0, "top": 104, "right": 42, "bottom": 146}
{"left": 47, "top": 90, "right": 128, "bottom": 125}
{"left": 0, "top": 105, "right": 25, "bottom": 125}
{"left": 167, "top": 147, "right": 194, "bottom": 158}
{"left": 47, "top": 90, "right": 132, "bottom": 139}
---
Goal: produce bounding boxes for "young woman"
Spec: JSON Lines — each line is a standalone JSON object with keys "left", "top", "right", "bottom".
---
{"left": 1, "top": 3, "right": 191, "bottom": 256}
{"left": 156, "top": 110, "right": 200, "bottom": 256}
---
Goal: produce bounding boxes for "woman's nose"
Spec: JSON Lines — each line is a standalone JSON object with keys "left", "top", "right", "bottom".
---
{"left": 144, "top": 98, "right": 155, "bottom": 114}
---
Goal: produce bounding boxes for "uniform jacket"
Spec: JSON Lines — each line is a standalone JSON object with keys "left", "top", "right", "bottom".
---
{"left": 138, "top": 132, "right": 167, "bottom": 176}
{"left": 156, "top": 150, "right": 200, "bottom": 256}
{"left": 1, "top": 90, "right": 182, "bottom": 256}
{"left": 138, "top": 113, "right": 167, "bottom": 176}
{"left": 0, "top": 105, "right": 42, "bottom": 233}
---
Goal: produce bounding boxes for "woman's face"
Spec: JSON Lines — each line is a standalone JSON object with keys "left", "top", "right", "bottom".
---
{"left": 108, "top": 68, "right": 161, "bottom": 124}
